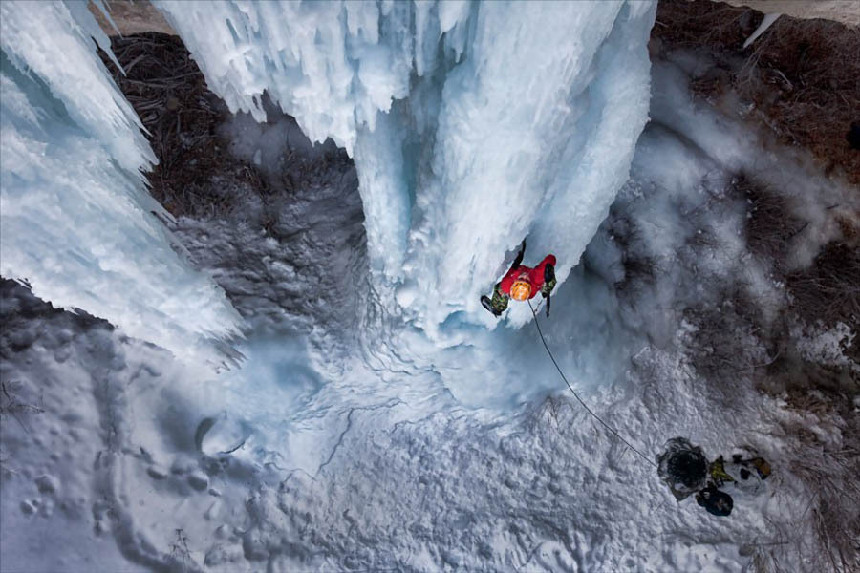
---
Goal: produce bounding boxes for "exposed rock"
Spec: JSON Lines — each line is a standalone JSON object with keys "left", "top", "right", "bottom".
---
{"left": 187, "top": 473, "right": 209, "bottom": 492}
{"left": 34, "top": 474, "right": 58, "bottom": 495}
{"left": 88, "top": 0, "right": 175, "bottom": 36}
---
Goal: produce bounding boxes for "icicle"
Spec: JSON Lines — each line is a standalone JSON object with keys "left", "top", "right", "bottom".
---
{"left": 0, "top": 1, "right": 244, "bottom": 364}
{"left": 154, "top": 1, "right": 657, "bottom": 330}
{"left": 743, "top": 13, "right": 782, "bottom": 49}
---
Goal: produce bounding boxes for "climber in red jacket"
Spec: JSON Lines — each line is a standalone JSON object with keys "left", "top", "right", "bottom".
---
{"left": 481, "top": 240, "right": 557, "bottom": 317}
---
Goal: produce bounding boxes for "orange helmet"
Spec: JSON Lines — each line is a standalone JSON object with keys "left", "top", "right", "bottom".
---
{"left": 510, "top": 278, "right": 532, "bottom": 301}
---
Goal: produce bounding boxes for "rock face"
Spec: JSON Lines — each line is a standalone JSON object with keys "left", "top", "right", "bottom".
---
{"left": 717, "top": 0, "right": 860, "bottom": 27}
{"left": 89, "top": 0, "right": 175, "bottom": 36}
{"left": 90, "top": 0, "right": 859, "bottom": 38}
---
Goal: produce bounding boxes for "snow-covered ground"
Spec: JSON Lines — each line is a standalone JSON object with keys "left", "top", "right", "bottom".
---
{"left": 2, "top": 1, "right": 858, "bottom": 572}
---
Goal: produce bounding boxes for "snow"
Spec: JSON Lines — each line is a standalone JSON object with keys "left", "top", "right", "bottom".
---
{"left": 0, "top": 1, "right": 243, "bottom": 364}
{"left": 0, "top": 273, "right": 818, "bottom": 571}
{"left": 0, "top": 1, "right": 147, "bottom": 173}
{"left": 5, "top": 34, "right": 857, "bottom": 569}
{"left": 154, "top": 1, "right": 656, "bottom": 327}
{"left": 2, "top": 1, "right": 858, "bottom": 571}
{"left": 792, "top": 322, "right": 858, "bottom": 372}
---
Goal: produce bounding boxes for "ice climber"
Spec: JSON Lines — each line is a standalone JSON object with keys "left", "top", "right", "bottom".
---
{"left": 657, "top": 437, "right": 772, "bottom": 518}
{"left": 481, "top": 240, "right": 557, "bottom": 317}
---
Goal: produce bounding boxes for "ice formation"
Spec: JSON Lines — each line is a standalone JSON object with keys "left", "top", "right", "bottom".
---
{"left": 4, "top": 52, "right": 852, "bottom": 570}
{"left": 3, "top": 2, "right": 855, "bottom": 570}
{"left": 155, "top": 0, "right": 656, "bottom": 329}
{"left": 0, "top": 1, "right": 243, "bottom": 362}
{"left": 1, "top": 0, "right": 655, "bottom": 358}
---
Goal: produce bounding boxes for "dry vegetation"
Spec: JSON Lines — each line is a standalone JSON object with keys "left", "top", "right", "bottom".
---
{"left": 647, "top": 10, "right": 860, "bottom": 564}
{"left": 787, "top": 243, "right": 860, "bottom": 348}
{"left": 740, "top": 175, "right": 805, "bottom": 265}
{"left": 760, "top": 387, "right": 860, "bottom": 573}
{"left": 653, "top": 0, "right": 860, "bottom": 185}
{"left": 98, "top": 33, "right": 257, "bottom": 218}
{"left": 737, "top": 175, "right": 859, "bottom": 352}
{"left": 98, "top": 33, "right": 354, "bottom": 230}
{"left": 686, "top": 175, "right": 859, "bottom": 573}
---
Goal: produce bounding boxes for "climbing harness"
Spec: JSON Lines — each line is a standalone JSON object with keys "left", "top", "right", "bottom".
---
{"left": 527, "top": 300, "right": 657, "bottom": 468}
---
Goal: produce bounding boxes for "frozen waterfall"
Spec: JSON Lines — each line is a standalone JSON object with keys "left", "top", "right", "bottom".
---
{"left": 0, "top": 1, "right": 243, "bottom": 363}
{"left": 2, "top": 3, "right": 854, "bottom": 570}
{"left": 155, "top": 0, "right": 656, "bottom": 329}
{"left": 1, "top": 0, "right": 655, "bottom": 358}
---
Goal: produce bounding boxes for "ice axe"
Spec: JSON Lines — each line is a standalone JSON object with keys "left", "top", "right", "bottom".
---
{"left": 543, "top": 263, "right": 554, "bottom": 318}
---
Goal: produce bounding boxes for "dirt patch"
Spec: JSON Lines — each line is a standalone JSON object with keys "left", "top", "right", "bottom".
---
{"left": 654, "top": 0, "right": 860, "bottom": 185}
{"left": 786, "top": 242, "right": 860, "bottom": 348}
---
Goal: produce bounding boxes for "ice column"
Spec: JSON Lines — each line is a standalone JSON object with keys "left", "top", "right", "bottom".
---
{"left": 0, "top": 1, "right": 243, "bottom": 362}
{"left": 154, "top": 0, "right": 656, "bottom": 327}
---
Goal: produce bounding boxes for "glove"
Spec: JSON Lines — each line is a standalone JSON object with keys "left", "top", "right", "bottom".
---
{"left": 541, "top": 264, "right": 556, "bottom": 298}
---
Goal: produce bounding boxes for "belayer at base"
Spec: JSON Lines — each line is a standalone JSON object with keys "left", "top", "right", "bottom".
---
{"left": 657, "top": 437, "right": 772, "bottom": 517}
{"left": 481, "top": 240, "right": 557, "bottom": 317}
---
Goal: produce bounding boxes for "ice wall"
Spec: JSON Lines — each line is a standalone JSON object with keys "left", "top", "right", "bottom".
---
{"left": 154, "top": 0, "right": 656, "bottom": 329}
{"left": 0, "top": 1, "right": 243, "bottom": 363}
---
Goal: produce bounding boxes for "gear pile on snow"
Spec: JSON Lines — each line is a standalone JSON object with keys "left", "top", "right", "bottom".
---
{"left": 657, "top": 437, "right": 709, "bottom": 500}
{"left": 657, "top": 437, "right": 772, "bottom": 518}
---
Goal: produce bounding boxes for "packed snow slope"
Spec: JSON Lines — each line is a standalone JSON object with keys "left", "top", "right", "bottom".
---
{"left": 155, "top": 0, "right": 656, "bottom": 330}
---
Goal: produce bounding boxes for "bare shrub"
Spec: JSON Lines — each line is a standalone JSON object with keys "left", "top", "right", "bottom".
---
{"left": 655, "top": 0, "right": 756, "bottom": 51}
{"left": 682, "top": 287, "right": 771, "bottom": 390}
{"left": 740, "top": 17, "right": 860, "bottom": 181}
{"left": 759, "top": 390, "right": 860, "bottom": 573}
{"left": 734, "top": 175, "right": 805, "bottom": 272}
{"left": 0, "top": 381, "right": 44, "bottom": 434}
{"left": 786, "top": 243, "right": 860, "bottom": 333}
{"left": 604, "top": 210, "right": 658, "bottom": 299}
{"left": 99, "top": 33, "right": 355, "bottom": 230}
{"left": 169, "top": 528, "right": 198, "bottom": 572}
{"left": 528, "top": 394, "right": 578, "bottom": 436}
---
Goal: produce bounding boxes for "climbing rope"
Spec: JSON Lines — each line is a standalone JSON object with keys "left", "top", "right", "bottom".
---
{"left": 527, "top": 300, "right": 657, "bottom": 468}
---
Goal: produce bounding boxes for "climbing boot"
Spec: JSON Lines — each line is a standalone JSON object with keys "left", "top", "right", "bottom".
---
{"left": 481, "top": 296, "right": 502, "bottom": 317}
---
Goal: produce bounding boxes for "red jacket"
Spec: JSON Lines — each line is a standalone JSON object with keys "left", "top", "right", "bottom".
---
{"left": 499, "top": 255, "right": 556, "bottom": 299}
